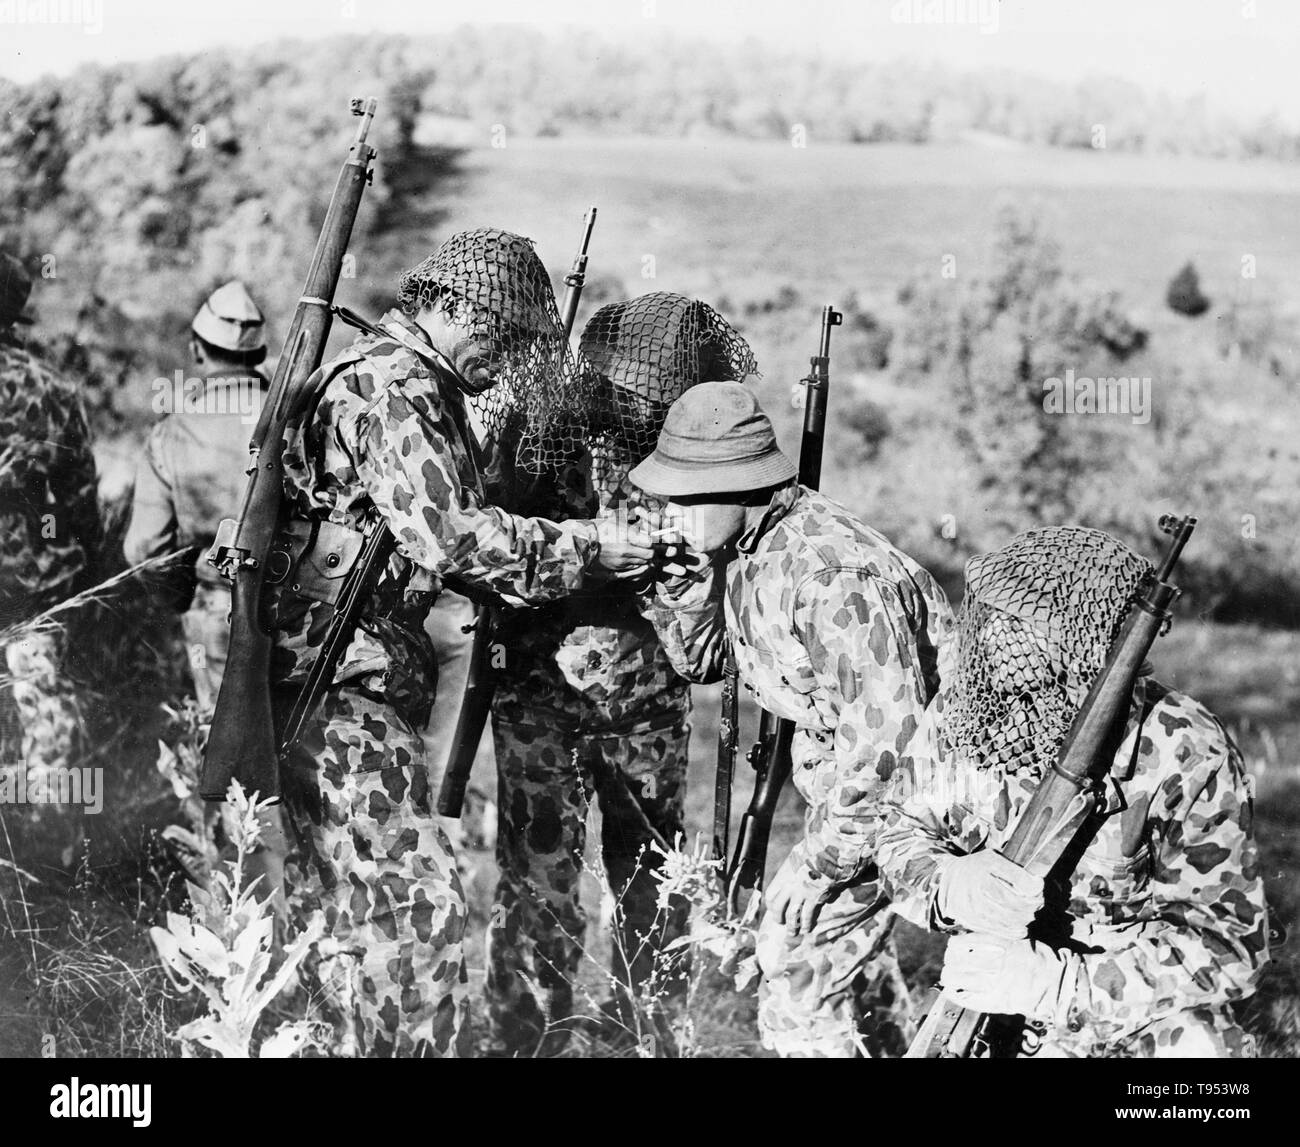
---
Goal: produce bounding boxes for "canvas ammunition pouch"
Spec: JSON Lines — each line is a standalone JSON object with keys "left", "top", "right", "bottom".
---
{"left": 265, "top": 517, "right": 367, "bottom": 606}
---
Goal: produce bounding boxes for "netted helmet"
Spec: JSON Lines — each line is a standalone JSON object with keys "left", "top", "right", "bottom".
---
{"left": 398, "top": 228, "right": 592, "bottom": 472}
{"left": 940, "top": 526, "right": 1152, "bottom": 776}
{"left": 579, "top": 292, "right": 759, "bottom": 462}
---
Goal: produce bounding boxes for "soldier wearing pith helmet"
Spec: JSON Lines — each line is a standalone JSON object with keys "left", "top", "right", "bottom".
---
{"left": 126, "top": 280, "right": 271, "bottom": 711}
{"left": 633, "top": 380, "right": 954, "bottom": 1057}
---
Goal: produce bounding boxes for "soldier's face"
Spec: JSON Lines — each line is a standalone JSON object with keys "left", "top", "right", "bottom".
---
{"left": 663, "top": 498, "right": 746, "bottom": 555}
{"left": 417, "top": 303, "right": 504, "bottom": 393}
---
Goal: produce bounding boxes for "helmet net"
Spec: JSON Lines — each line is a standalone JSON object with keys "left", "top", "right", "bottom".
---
{"left": 578, "top": 292, "right": 759, "bottom": 463}
{"left": 397, "top": 228, "right": 594, "bottom": 472}
{"left": 940, "top": 526, "right": 1152, "bottom": 776}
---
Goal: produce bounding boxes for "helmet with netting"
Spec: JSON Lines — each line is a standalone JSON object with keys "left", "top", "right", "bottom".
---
{"left": 578, "top": 292, "right": 759, "bottom": 462}
{"left": 940, "top": 526, "right": 1153, "bottom": 776}
{"left": 397, "top": 228, "right": 593, "bottom": 472}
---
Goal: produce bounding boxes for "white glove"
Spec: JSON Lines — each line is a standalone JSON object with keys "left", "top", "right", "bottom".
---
{"left": 933, "top": 849, "right": 1043, "bottom": 938}
{"left": 941, "top": 933, "right": 1081, "bottom": 1024}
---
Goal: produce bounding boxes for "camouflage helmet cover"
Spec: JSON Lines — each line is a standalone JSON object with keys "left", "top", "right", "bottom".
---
{"left": 941, "top": 525, "right": 1153, "bottom": 775}
{"left": 578, "top": 291, "right": 759, "bottom": 461}
{"left": 397, "top": 228, "right": 588, "bottom": 472}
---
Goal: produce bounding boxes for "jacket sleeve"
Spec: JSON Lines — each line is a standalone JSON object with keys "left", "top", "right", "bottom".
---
{"left": 351, "top": 383, "right": 600, "bottom": 607}
{"left": 1063, "top": 728, "right": 1269, "bottom": 1032}
{"left": 639, "top": 555, "right": 728, "bottom": 685}
{"left": 795, "top": 570, "right": 933, "bottom": 885}
{"left": 123, "top": 422, "right": 179, "bottom": 566}
{"left": 873, "top": 705, "right": 984, "bottom": 928}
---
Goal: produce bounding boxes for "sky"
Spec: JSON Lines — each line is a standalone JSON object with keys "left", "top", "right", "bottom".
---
{"left": 2, "top": 0, "right": 1298, "bottom": 127}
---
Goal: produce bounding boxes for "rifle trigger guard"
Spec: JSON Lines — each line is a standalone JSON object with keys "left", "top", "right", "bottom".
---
{"left": 265, "top": 545, "right": 293, "bottom": 585}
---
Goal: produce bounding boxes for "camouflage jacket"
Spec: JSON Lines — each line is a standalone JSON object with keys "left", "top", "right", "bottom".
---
{"left": 647, "top": 484, "right": 954, "bottom": 883}
{"left": 0, "top": 337, "right": 100, "bottom": 622}
{"left": 876, "top": 678, "right": 1269, "bottom": 1049}
{"left": 486, "top": 436, "right": 689, "bottom": 733}
{"left": 124, "top": 371, "right": 267, "bottom": 587}
{"left": 273, "top": 310, "right": 600, "bottom": 728}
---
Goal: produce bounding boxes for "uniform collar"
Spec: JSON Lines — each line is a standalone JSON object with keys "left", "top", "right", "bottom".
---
{"left": 736, "top": 482, "right": 803, "bottom": 555}
{"left": 378, "top": 308, "right": 434, "bottom": 347}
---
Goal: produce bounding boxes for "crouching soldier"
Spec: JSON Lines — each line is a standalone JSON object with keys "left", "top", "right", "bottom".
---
{"left": 876, "top": 526, "right": 1269, "bottom": 1057}
{"left": 630, "top": 381, "right": 954, "bottom": 1057}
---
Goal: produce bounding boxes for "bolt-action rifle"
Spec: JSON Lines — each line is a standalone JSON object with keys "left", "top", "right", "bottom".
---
{"left": 715, "top": 305, "right": 843, "bottom": 901}
{"left": 201, "top": 99, "right": 379, "bottom": 802}
{"left": 437, "top": 207, "right": 598, "bottom": 817}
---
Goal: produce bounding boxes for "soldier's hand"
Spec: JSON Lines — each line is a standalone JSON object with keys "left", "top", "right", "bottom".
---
{"left": 933, "top": 849, "right": 1043, "bottom": 938}
{"left": 594, "top": 517, "right": 685, "bottom": 579}
{"left": 941, "top": 934, "right": 1076, "bottom": 1023}
{"left": 766, "top": 862, "right": 837, "bottom": 937}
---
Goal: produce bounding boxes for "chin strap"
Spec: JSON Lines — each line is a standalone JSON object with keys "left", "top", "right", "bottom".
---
{"left": 332, "top": 304, "right": 474, "bottom": 397}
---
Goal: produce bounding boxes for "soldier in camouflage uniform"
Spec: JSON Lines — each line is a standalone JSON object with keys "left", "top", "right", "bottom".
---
{"left": 0, "top": 251, "right": 100, "bottom": 866}
{"left": 268, "top": 229, "right": 660, "bottom": 1057}
{"left": 484, "top": 294, "right": 757, "bottom": 1054}
{"left": 877, "top": 527, "right": 1269, "bottom": 1058}
{"left": 631, "top": 381, "right": 954, "bottom": 1057}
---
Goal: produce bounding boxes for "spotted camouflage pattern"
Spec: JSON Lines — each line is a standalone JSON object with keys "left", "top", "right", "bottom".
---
{"left": 270, "top": 311, "right": 604, "bottom": 1057}
{"left": 1, "top": 339, "right": 97, "bottom": 826}
{"left": 646, "top": 484, "right": 954, "bottom": 1055}
{"left": 649, "top": 485, "right": 954, "bottom": 882}
{"left": 274, "top": 310, "right": 600, "bottom": 729}
{"left": 756, "top": 852, "right": 914, "bottom": 1058}
{"left": 486, "top": 716, "right": 689, "bottom": 1054}
{"left": 481, "top": 421, "right": 691, "bottom": 1052}
{"left": 3, "top": 629, "right": 86, "bottom": 865}
{"left": 0, "top": 339, "right": 99, "bottom": 622}
{"left": 280, "top": 683, "right": 469, "bottom": 1057}
{"left": 878, "top": 678, "right": 1270, "bottom": 1057}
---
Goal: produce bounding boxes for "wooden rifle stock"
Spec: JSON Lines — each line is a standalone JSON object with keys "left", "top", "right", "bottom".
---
{"left": 719, "top": 305, "right": 842, "bottom": 899}
{"left": 437, "top": 207, "right": 598, "bottom": 818}
{"left": 201, "top": 99, "right": 379, "bottom": 802}
{"left": 906, "top": 514, "right": 1197, "bottom": 1058}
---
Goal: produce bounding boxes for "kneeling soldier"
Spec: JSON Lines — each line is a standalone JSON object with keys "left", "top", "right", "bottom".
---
{"left": 877, "top": 527, "right": 1269, "bottom": 1057}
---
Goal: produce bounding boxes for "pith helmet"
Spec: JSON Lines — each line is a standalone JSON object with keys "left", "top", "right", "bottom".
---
{"left": 629, "top": 380, "right": 796, "bottom": 497}
{"left": 192, "top": 281, "right": 266, "bottom": 354}
{"left": 0, "top": 252, "right": 34, "bottom": 327}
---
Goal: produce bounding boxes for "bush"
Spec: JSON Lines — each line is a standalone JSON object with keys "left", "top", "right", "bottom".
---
{"left": 1166, "top": 261, "right": 1211, "bottom": 318}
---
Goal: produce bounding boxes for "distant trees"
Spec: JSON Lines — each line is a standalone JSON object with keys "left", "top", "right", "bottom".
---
{"left": 896, "top": 206, "right": 1150, "bottom": 528}
{"left": 0, "top": 39, "right": 430, "bottom": 427}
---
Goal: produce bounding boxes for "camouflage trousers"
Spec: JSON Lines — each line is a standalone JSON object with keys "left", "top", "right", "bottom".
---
{"left": 1026, "top": 1006, "right": 1256, "bottom": 1059}
{"left": 756, "top": 849, "right": 915, "bottom": 1058}
{"left": 2, "top": 628, "right": 85, "bottom": 867}
{"left": 279, "top": 682, "right": 469, "bottom": 1057}
{"left": 486, "top": 713, "right": 689, "bottom": 1054}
